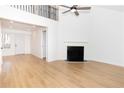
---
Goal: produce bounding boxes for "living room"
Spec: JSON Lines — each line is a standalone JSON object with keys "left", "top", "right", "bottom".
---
{"left": 0, "top": 4, "right": 124, "bottom": 88}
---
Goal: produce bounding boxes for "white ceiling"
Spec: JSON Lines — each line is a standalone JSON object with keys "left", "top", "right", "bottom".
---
{"left": 100, "top": 6, "right": 124, "bottom": 12}
{"left": 1, "top": 19, "right": 43, "bottom": 32}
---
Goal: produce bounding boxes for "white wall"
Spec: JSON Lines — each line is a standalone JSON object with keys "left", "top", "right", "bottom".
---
{"left": 25, "top": 35, "right": 31, "bottom": 54}
{"left": 0, "top": 6, "right": 58, "bottom": 61}
{"left": 31, "top": 29, "right": 42, "bottom": 59}
{"left": 57, "top": 7, "right": 91, "bottom": 60}
{"left": 122, "top": 12, "right": 124, "bottom": 64}
{"left": 57, "top": 6, "right": 124, "bottom": 67}
{"left": 0, "top": 21, "right": 2, "bottom": 69}
{"left": 87, "top": 6, "right": 124, "bottom": 66}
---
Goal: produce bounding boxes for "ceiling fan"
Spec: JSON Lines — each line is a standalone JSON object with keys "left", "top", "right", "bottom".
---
{"left": 60, "top": 5, "right": 91, "bottom": 16}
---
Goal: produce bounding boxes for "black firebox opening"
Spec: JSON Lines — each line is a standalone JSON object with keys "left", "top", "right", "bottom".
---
{"left": 67, "top": 46, "right": 84, "bottom": 61}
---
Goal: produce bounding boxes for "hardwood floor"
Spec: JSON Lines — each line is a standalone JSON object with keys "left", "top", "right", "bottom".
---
{"left": 0, "top": 54, "right": 124, "bottom": 88}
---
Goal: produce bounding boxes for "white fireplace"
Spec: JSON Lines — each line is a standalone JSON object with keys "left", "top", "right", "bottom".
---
{"left": 64, "top": 41, "right": 88, "bottom": 61}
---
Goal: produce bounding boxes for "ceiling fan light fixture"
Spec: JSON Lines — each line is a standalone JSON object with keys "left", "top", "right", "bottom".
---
{"left": 71, "top": 9, "right": 76, "bottom": 12}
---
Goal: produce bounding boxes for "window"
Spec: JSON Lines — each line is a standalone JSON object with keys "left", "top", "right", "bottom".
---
{"left": 1, "top": 33, "right": 11, "bottom": 49}
{"left": 10, "top": 5, "right": 59, "bottom": 21}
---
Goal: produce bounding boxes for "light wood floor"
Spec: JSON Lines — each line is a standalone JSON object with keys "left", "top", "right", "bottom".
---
{"left": 0, "top": 54, "right": 124, "bottom": 88}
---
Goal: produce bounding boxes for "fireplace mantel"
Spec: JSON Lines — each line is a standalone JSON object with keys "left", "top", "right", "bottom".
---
{"left": 64, "top": 41, "right": 88, "bottom": 46}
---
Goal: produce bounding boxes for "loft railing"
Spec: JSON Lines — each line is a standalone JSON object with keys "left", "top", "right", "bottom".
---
{"left": 10, "top": 5, "right": 59, "bottom": 21}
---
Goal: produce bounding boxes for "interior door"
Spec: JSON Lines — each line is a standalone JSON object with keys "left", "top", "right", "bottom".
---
{"left": 15, "top": 34, "right": 25, "bottom": 55}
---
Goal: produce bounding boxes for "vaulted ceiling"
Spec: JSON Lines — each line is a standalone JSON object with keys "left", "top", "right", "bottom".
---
{"left": 100, "top": 6, "right": 124, "bottom": 12}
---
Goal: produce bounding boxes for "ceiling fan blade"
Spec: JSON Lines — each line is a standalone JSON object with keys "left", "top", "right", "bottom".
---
{"left": 72, "top": 5, "right": 78, "bottom": 7}
{"left": 74, "top": 10, "right": 79, "bottom": 16}
{"left": 60, "top": 5, "right": 71, "bottom": 8}
{"left": 77, "top": 7, "right": 91, "bottom": 10}
{"left": 62, "top": 9, "right": 71, "bottom": 14}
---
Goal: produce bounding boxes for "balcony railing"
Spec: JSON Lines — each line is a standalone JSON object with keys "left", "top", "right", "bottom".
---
{"left": 10, "top": 5, "right": 59, "bottom": 21}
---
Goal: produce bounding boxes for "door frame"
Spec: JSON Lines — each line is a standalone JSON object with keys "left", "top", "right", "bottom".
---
{"left": 42, "top": 27, "right": 48, "bottom": 61}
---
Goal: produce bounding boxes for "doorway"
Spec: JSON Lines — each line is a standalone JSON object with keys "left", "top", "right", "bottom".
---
{"left": 15, "top": 34, "right": 25, "bottom": 55}
{"left": 42, "top": 30, "right": 47, "bottom": 60}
